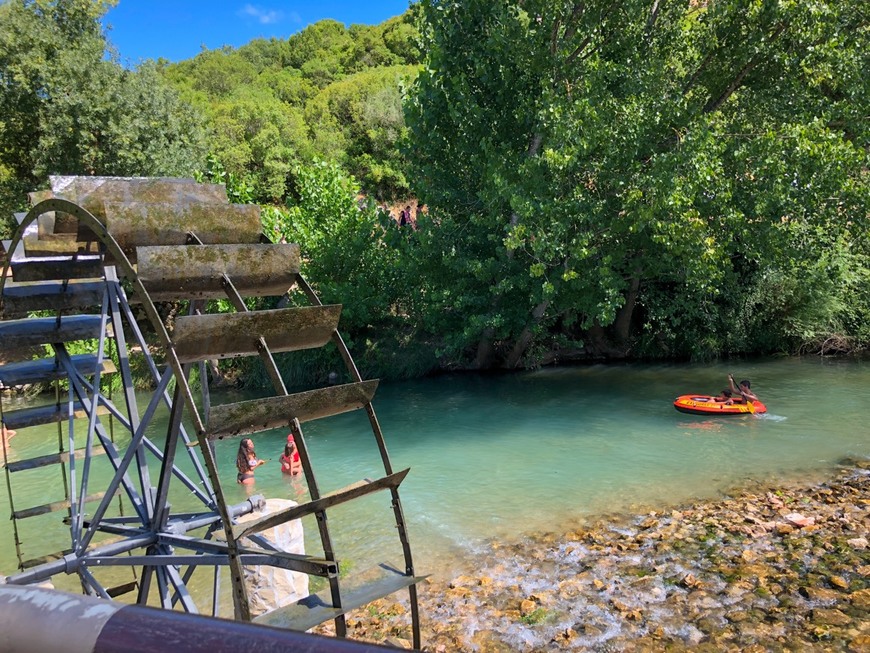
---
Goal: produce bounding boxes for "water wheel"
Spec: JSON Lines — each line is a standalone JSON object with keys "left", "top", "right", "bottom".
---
{"left": 0, "top": 176, "right": 423, "bottom": 646}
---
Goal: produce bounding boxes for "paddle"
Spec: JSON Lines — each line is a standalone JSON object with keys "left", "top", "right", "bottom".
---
{"left": 729, "top": 373, "right": 755, "bottom": 414}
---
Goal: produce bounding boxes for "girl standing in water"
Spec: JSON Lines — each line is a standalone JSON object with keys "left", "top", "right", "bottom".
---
{"left": 236, "top": 438, "right": 265, "bottom": 485}
{"left": 280, "top": 434, "right": 303, "bottom": 476}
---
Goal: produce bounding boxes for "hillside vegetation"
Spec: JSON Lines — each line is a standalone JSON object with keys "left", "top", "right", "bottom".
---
{"left": 1, "top": 0, "right": 867, "bottom": 387}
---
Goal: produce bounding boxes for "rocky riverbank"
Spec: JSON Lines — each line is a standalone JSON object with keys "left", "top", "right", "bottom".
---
{"left": 317, "top": 460, "right": 870, "bottom": 651}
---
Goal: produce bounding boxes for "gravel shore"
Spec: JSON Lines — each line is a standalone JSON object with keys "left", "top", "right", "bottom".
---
{"left": 316, "top": 460, "right": 870, "bottom": 651}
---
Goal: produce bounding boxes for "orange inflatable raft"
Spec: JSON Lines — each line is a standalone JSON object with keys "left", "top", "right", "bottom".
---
{"left": 674, "top": 394, "right": 766, "bottom": 416}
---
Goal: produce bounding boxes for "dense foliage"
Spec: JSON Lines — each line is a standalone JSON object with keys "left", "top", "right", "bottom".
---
{"left": 249, "top": 161, "right": 439, "bottom": 385}
{"left": 0, "top": 0, "right": 208, "bottom": 236}
{"left": 404, "top": 0, "right": 869, "bottom": 366}
{"left": 159, "top": 15, "right": 421, "bottom": 203}
{"left": 1, "top": 0, "right": 866, "bottom": 384}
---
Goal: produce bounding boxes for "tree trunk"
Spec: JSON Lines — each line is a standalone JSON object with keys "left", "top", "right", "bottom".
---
{"left": 474, "top": 131, "right": 545, "bottom": 367}
{"left": 504, "top": 299, "right": 550, "bottom": 369}
{"left": 475, "top": 327, "right": 496, "bottom": 369}
{"left": 613, "top": 275, "right": 641, "bottom": 346}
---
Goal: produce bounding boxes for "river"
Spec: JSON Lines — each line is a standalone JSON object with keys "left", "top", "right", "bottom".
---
{"left": 1, "top": 357, "right": 868, "bottom": 585}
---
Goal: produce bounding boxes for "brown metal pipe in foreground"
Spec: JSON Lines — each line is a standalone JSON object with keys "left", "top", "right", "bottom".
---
{"left": 0, "top": 585, "right": 396, "bottom": 653}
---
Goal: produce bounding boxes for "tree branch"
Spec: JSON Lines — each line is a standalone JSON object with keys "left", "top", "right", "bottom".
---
{"left": 682, "top": 50, "right": 716, "bottom": 97}
{"left": 703, "top": 21, "right": 789, "bottom": 115}
{"left": 562, "top": 2, "right": 586, "bottom": 43}
{"left": 564, "top": 0, "right": 619, "bottom": 67}
{"left": 645, "top": 0, "right": 661, "bottom": 43}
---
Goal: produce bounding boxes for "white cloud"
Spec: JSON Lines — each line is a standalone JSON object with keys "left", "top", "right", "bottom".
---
{"left": 238, "top": 4, "right": 284, "bottom": 25}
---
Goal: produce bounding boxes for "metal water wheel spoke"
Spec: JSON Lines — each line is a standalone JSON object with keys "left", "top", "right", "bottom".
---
{"left": 0, "top": 176, "right": 424, "bottom": 648}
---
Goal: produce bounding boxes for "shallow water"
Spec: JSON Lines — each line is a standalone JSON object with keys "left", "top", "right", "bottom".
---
{"left": 1, "top": 357, "right": 868, "bottom": 582}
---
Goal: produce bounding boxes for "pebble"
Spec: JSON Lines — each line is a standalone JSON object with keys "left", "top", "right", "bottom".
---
{"left": 314, "top": 462, "right": 870, "bottom": 651}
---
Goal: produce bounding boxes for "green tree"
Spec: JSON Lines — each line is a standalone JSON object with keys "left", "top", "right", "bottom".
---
{"left": 273, "top": 160, "right": 405, "bottom": 329}
{"left": 156, "top": 13, "right": 422, "bottom": 205}
{"left": 406, "top": 0, "right": 869, "bottom": 366}
{"left": 306, "top": 65, "right": 417, "bottom": 198}
{"left": 256, "top": 67, "right": 317, "bottom": 106}
{"left": 208, "top": 86, "right": 311, "bottom": 202}
{"left": 0, "top": 0, "right": 207, "bottom": 234}
{"left": 162, "top": 47, "right": 258, "bottom": 99}
{"left": 286, "top": 20, "right": 353, "bottom": 88}
{"left": 262, "top": 160, "right": 430, "bottom": 379}
{"left": 345, "top": 14, "right": 422, "bottom": 72}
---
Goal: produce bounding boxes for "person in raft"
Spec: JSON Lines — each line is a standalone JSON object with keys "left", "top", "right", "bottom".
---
{"left": 713, "top": 389, "right": 734, "bottom": 404}
{"left": 728, "top": 374, "right": 759, "bottom": 404}
{"left": 280, "top": 434, "right": 303, "bottom": 476}
{"left": 236, "top": 438, "right": 265, "bottom": 485}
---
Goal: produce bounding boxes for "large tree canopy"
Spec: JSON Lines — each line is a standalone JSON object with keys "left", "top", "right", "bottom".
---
{"left": 405, "top": 0, "right": 869, "bottom": 366}
{"left": 0, "top": 0, "right": 207, "bottom": 231}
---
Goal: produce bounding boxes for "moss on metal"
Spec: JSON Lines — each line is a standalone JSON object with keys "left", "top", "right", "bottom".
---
{"left": 206, "top": 380, "right": 379, "bottom": 439}
{"left": 137, "top": 243, "right": 301, "bottom": 300}
{"left": 172, "top": 305, "right": 341, "bottom": 362}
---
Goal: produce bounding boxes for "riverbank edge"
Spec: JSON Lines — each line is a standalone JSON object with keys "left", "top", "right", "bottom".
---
{"left": 316, "top": 459, "right": 870, "bottom": 652}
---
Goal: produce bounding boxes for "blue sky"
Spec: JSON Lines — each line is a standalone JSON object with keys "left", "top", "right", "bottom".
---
{"left": 102, "top": 1, "right": 413, "bottom": 65}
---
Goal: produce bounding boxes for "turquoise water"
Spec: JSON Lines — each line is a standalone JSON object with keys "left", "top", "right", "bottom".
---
{"left": 1, "top": 357, "right": 868, "bottom": 581}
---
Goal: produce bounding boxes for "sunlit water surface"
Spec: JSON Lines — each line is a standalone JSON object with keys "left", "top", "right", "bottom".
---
{"left": 1, "top": 358, "right": 868, "bottom": 582}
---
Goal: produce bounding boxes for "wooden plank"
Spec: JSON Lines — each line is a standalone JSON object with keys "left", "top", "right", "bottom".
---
{"left": 206, "top": 380, "right": 379, "bottom": 439}
{"left": 13, "top": 491, "right": 111, "bottom": 519}
{"left": 18, "top": 532, "right": 130, "bottom": 569}
{"left": 6, "top": 445, "right": 107, "bottom": 473}
{"left": 104, "top": 202, "right": 262, "bottom": 254}
{"left": 10, "top": 253, "right": 103, "bottom": 283}
{"left": 106, "top": 581, "right": 139, "bottom": 598}
{"left": 233, "top": 470, "right": 410, "bottom": 540}
{"left": 19, "top": 549, "right": 72, "bottom": 569}
{"left": 2, "top": 401, "right": 109, "bottom": 430}
{"left": 0, "top": 315, "right": 103, "bottom": 349}
{"left": 46, "top": 176, "right": 228, "bottom": 217}
{"left": 1, "top": 280, "right": 106, "bottom": 315}
{"left": 254, "top": 564, "right": 428, "bottom": 633}
{"left": 0, "top": 354, "right": 116, "bottom": 387}
{"left": 6, "top": 226, "right": 104, "bottom": 281}
{"left": 137, "top": 243, "right": 300, "bottom": 300}
{"left": 172, "top": 306, "right": 340, "bottom": 363}
{"left": 22, "top": 238, "right": 101, "bottom": 258}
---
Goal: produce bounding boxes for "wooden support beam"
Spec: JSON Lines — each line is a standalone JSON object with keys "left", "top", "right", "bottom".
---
{"left": 1, "top": 280, "right": 106, "bottom": 316}
{"left": 18, "top": 549, "right": 73, "bottom": 569}
{"left": 22, "top": 238, "right": 101, "bottom": 258}
{"left": 103, "top": 203, "right": 262, "bottom": 254}
{"left": 2, "top": 401, "right": 110, "bottom": 430}
{"left": 9, "top": 253, "right": 103, "bottom": 283}
{"left": 106, "top": 581, "right": 139, "bottom": 598}
{"left": 13, "top": 491, "right": 114, "bottom": 519}
{"left": 5, "top": 445, "right": 107, "bottom": 473}
{"left": 43, "top": 176, "right": 228, "bottom": 220}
